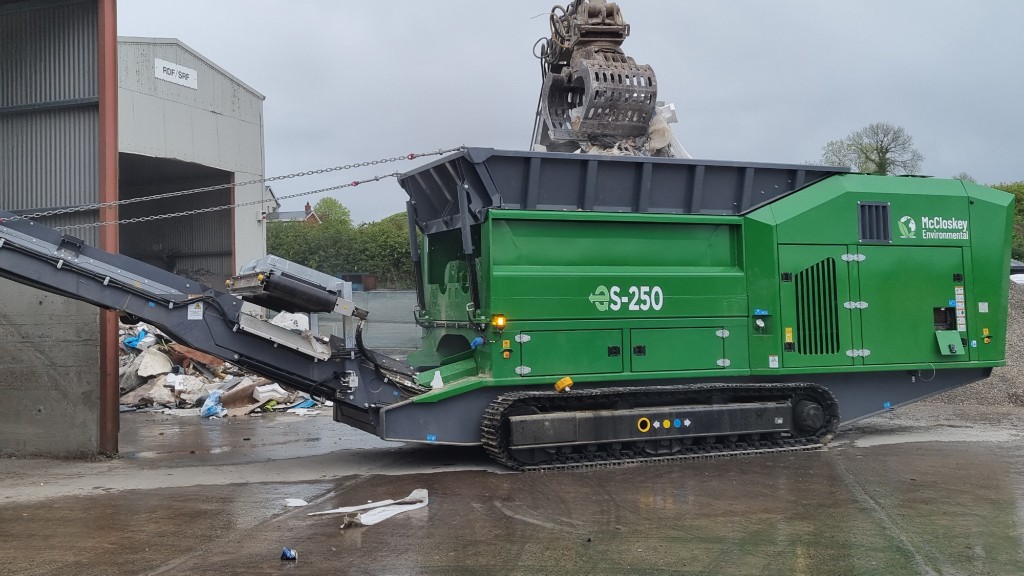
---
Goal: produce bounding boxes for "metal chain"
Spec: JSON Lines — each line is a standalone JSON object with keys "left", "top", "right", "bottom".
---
{"left": 56, "top": 172, "right": 403, "bottom": 230}
{"left": 8, "top": 146, "right": 465, "bottom": 222}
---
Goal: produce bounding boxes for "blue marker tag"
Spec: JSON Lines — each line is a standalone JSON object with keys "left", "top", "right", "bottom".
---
{"left": 883, "top": 401, "right": 892, "bottom": 410}
{"left": 673, "top": 418, "right": 682, "bottom": 428}
{"left": 949, "top": 299, "right": 956, "bottom": 307}
{"left": 147, "top": 301, "right": 156, "bottom": 307}
{"left": 426, "top": 434, "right": 437, "bottom": 442}
{"left": 971, "top": 340, "right": 978, "bottom": 348}
{"left": 393, "top": 390, "right": 400, "bottom": 396}
{"left": 754, "top": 308, "right": 769, "bottom": 316}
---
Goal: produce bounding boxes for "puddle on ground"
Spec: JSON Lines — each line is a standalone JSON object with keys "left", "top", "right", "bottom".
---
{"left": 851, "top": 427, "right": 1018, "bottom": 447}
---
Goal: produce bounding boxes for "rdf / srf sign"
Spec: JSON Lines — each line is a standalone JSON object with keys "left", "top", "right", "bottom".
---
{"left": 155, "top": 58, "right": 198, "bottom": 90}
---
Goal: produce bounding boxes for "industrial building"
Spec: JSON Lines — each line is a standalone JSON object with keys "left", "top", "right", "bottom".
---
{"left": 118, "top": 36, "right": 271, "bottom": 284}
{"left": 0, "top": 0, "right": 271, "bottom": 456}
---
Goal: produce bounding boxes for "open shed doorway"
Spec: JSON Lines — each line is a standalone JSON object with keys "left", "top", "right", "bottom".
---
{"left": 119, "top": 153, "right": 234, "bottom": 287}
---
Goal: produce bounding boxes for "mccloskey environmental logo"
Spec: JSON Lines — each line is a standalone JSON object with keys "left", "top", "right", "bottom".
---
{"left": 898, "top": 215, "right": 969, "bottom": 240}
{"left": 898, "top": 216, "right": 916, "bottom": 239}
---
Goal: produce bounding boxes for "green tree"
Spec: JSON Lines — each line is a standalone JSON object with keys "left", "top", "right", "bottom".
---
{"left": 992, "top": 182, "right": 1024, "bottom": 261}
{"left": 346, "top": 213, "right": 416, "bottom": 288}
{"left": 267, "top": 202, "right": 417, "bottom": 289}
{"left": 820, "top": 122, "right": 924, "bottom": 175}
{"left": 313, "top": 197, "right": 352, "bottom": 226}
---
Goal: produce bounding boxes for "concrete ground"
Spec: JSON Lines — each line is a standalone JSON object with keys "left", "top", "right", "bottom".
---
{"left": 2, "top": 403, "right": 1024, "bottom": 576}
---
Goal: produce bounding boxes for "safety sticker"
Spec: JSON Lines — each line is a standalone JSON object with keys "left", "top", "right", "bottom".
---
{"left": 768, "top": 355, "right": 779, "bottom": 369}
{"left": 953, "top": 286, "right": 967, "bottom": 332}
{"left": 784, "top": 327, "right": 793, "bottom": 344}
{"left": 187, "top": 302, "right": 204, "bottom": 320}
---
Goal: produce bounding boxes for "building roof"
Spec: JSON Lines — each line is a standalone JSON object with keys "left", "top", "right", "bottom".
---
{"left": 265, "top": 186, "right": 280, "bottom": 210}
{"left": 267, "top": 210, "right": 321, "bottom": 224}
{"left": 118, "top": 36, "right": 265, "bottom": 99}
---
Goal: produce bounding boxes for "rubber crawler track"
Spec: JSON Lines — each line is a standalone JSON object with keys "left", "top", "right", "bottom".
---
{"left": 481, "top": 382, "right": 840, "bottom": 471}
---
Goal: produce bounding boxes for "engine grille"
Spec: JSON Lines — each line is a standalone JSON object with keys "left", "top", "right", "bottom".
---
{"left": 794, "top": 258, "right": 841, "bottom": 355}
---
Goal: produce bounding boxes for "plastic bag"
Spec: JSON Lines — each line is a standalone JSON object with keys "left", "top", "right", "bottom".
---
{"left": 200, "top": 389, "right": 227, "bottom": 418}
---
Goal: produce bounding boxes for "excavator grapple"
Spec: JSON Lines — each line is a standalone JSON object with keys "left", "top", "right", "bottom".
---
{"left": 534, "top": 0, "right": 658, "bottom": 152}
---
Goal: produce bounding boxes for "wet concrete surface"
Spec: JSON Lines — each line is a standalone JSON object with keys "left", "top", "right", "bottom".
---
{"left": 2, "top": 403, "right": 1024, "bottom": 575}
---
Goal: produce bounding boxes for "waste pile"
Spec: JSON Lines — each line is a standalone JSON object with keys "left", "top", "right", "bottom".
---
{"left": 118, "top": 322, "right": 330, "bottom": 418}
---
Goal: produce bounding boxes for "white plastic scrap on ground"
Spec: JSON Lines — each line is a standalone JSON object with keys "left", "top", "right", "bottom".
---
{"left": 284, "top": 498, "right": 308, "bottom": 507}
{"left": 308, "top": 489, "right": 428, "bottom": 528}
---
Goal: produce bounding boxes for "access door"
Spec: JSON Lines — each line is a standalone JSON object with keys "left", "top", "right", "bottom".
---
{"left": 857, "top": 246, "right": 967, "bottom": 365}
{"left": 778, "top": 245, "right": 856, "bottom": 368}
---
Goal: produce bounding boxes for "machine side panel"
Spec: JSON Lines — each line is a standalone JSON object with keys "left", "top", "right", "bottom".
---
{"left": 487, "top": 212, "right": 745, "bottom": 321}
{"left": 963, "top": 182, "right": 1014, "bottom": 363}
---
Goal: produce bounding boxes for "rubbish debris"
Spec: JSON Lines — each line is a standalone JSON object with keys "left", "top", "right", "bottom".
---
{"left": 285, "top": 499, "right": 308, "bottom": 507}
{"left": 220, "top": 378, "right": 260, "bottom": 409}
{"left": 253, "top": 383, "right": 289, "bottom": 403}
{"left": 160, "top": 408, "right": 202, "bottom": 417}
{"left": 117, "top": 320, "right": 332, "bottom": 419}
{"left": 137, "top": 348, "right": 173, "bottom": 378}
{"left": 280, "top": 547, "right": 297, "bottom": 561}
{"left": 168, "top": 343, "right": 224, "bottom": 370}
{"left": 200, "top": 389, "right": 228, "bottom": 418}
{"left": 287, "top": 398, "right": 317, "bottom": 410}
{"left": 122, "top": 328, "right": 156, "bottom": 351}
{"left": 309, "top": 489, "right": 429, "bottom": 528}
{"left": 120, "top": 378, "right": 177, "bottom": 407}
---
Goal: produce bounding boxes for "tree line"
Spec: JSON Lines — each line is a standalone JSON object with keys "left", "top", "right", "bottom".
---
{"left": 267, "top": 197, "right": 416, "bottom": 289}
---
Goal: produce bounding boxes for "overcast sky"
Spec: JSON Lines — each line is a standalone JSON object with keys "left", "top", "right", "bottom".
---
{"left": 118, "top": 1, "right": 1024, "bottom": 224}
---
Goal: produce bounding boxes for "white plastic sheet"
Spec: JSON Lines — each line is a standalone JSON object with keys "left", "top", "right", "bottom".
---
{"left": 308, "top": 489, "right": 428, "bottom": 527}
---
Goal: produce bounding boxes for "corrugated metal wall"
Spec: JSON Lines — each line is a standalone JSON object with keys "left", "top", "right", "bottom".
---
{"left": 0, "top": 0, "right": 99, "bottom": 244}
{"left": 119, "top": 153, "right": 232, "bottom": 283}
{"left": 0, "top": 0, "right": 104, "bottom": 457}
{"left": 0, "top": 1, "right": 97, "bottom": 106}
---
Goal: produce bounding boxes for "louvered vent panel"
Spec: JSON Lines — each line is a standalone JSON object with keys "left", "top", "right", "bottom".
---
{"left": 859, "top": 202, "right": 891, "bottom": 243}
{"left": 794, "top": 258, "right": 840, "bottom": 355}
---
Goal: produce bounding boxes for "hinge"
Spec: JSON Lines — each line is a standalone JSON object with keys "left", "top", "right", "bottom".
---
{"left": 846, "top": 349, "right": 872, "bottom": 357}
{"left": 843, "top": 301, "right": 869, "bottom": 309}
{"left": 514, "top": 334, "right": 531, "bottom": 343}
{"left": 842, "top": 253, "right": 866, "bottom": 262}
{"left": 715, "top": 329, "right": 730, "bottom": 339}
{"left": 515, "top": 365, "right": 532, "bottom": 376}
{"left": 717, "top": 359, "right": 732, "bottom": 368}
